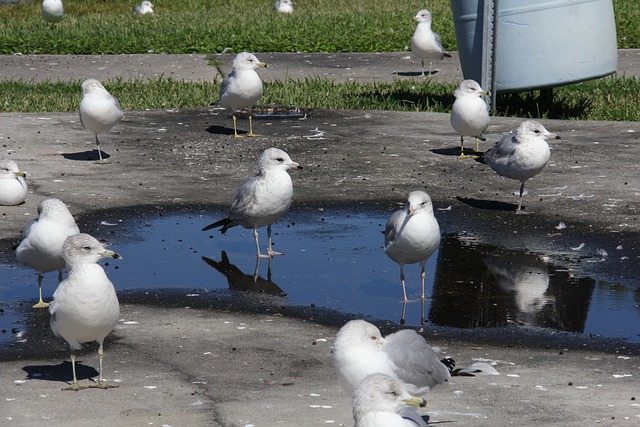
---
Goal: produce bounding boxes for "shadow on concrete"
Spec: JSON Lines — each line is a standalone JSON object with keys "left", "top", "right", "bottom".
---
{"left": 23, "top": 360, "right": 99, "bottom": 383}
{"left": 456, "top": 196, "right": 517, "bottom": 212}
{"left": 62, "top": 150, "right": 109, "bottom": 162}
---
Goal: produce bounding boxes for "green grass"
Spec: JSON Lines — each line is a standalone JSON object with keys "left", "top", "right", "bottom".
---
{"left": 1, "top": 0, "right": 636, "bottom": 54}
{"left": 2, "top": 76, "right": 640, "bottom": 121}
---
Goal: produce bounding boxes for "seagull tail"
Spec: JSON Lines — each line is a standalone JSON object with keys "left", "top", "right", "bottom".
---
{"left": 440, "top": 357, "right": 456, "bottom": 373}
{"left": 443, "top": 52, "right": 452, "bottom": 58}
{"left": 202, "top": 217, "right": 234, "bottom": 233}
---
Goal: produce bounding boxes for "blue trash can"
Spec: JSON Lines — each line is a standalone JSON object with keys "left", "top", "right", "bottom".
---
{"left": 451, "top": 0, "right": 618, "bottom": 92}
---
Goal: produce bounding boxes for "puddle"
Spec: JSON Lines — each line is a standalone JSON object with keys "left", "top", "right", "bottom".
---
{"left": 0, "top": 207, "right": 638, "bottom": 348}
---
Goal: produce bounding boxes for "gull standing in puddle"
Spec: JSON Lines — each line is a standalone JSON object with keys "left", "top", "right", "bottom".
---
{"left": 384, "top": 191, "right": 440, "bottom": 312}
{"left": 15, "top": 197, "right": 80, "bottom": 308}
{"left": 202, "top": 148, "right": 302, "bottom": 258}
{"left": 49, "top": 234, "right": 121, "bottom": 390}
{"left": 79, "top": 79, "right": 124, "bottom": 164}
{"left": 216, "top": 52, "right": 267, "bottom": 138}
{"left": 482, "top": 120, "right": 560, "bottom": 214}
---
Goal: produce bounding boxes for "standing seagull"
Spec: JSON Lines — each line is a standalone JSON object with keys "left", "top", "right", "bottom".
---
{"left": 42, "top": 0, "right": 64, "bottom": 24}
{"left": 483, "top": 120, "right": 560, "bottom": 214}
{"left": 450, "top": 79, "right": 490, "bottom": 158}
{"left": 352, "top": 373, "right": 428, "bottom": 427}
{"left": 79, "top": 79, "right": 124, "bottom": 164}
{"left": 273, "top": 0, "right": 293, "bottom": 14}
{"left": 0, "top": 158, "right": 28, "bottom": 206}
{"left": 217, "top": 52, "right": 267, "bottom": 138}
{"left": 411, "top": 9, "right": 450, "bottom": 77}
{"left": 202, "top": 148, "right": 302, "bottom": 258}
{"left": 384, "top": 191, "right": 440, "bottom": 302}
{"left": 49, "top": 233, "right": 121, "bottom": 391}
{"left": 16, "top": 198, "right": 80, "bottom": 309}
{"left": 132, "top": 1, "right": 154, "bottom": 14}
{"left": 333, "top": 320, "right": 453, "bottom": 396}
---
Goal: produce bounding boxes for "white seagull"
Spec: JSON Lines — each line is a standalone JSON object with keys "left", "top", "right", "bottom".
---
{"left": 202, "top": 148, "right": 302, "bottom": 258}
{"left": 483, "top": 120, "right": 560, "bottom": 214}
{"left": 15, "top": 198, "right": 81, "bottom": 309}
{"left": 333, "top": 319, "right": 453, "bottom": 396}
{"left": 384, "top": 191, "right": 440, "bottom": 302}
{"left": 450, "top": 79, "right": 490, "bottom": 158}
{"left": 133, "top": 1, "right": 154, "bottom": 14}
{"left": 217, "top": 52, "right": 267, "bottom": 138}
{"left": 353, "top": 373, "right": 428, "bottom": 427}
{"left": 79, "top": 79, "right": 124, "bottom": 163}
{"left": 42, "top": 0, "right": 64, "bottom": 24}
{"left": 0, "top": 158, "right": 28, "bottom": 206}
{"left": 273, "top": 0, "right": 293, "bottom": 14}
{"left": 411, "top": 9, "right": 450, "bottom": 77}
{"left": 49, "top": 233, "right": 121, "bottom": 391}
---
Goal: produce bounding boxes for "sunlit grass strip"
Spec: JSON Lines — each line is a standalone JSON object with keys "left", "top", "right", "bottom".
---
{"left": 0, "top": 0, "right": 637, "bottom": 54}
{"left": 1, "top": 76, "right": 639, "bottom": 122}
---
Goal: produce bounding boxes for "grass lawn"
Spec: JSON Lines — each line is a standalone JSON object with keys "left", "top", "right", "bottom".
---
{"left": 1, "top": 0, "right": 639, "bottom": 120}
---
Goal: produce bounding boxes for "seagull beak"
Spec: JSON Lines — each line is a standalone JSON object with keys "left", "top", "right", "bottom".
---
{"left": 101, "top": 249, "right": 122, "bottom": 260}
{"left": 412, "top": 16, "right": 419, "bottom": 22}
{"left": 258, "top": 62, "right": 268, "bottom": 68}
{"left": 403, "top": 397, "right": 428, "bottom": 408}
{"left": 546, "top": 132, "right": 560, "bottom": 140}
{"left": 290, "top": 162, "right": 303, "bottom": 170}
{"left": 408, "top": 207, "right": 416, "bottom": 215}
{"left": 15, "top": 171, "right": 26, "bottom": 177}
{"left": 480, "top": 89, "right": 489, "bottom": 96}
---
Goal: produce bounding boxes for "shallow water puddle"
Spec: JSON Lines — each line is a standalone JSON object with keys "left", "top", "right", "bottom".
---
{"left": 0, "top": 207, "right": 638, "bottom": 346}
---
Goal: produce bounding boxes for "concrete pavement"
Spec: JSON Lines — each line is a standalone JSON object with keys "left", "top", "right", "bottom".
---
{"left": 0, "top": 52, "right": 639, "bottom": 426}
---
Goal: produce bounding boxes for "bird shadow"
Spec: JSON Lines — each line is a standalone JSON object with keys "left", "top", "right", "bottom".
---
{"left": 201, "top": 251, "right": 287, "bottom": 297}
{"left": 205, "top": 125, "right": 243, "bottom": 136}
{"left": 456, "top": 196, "right": 517, "bottom": 212}
{"left": 22, "top": 360, "right": 98, "bottom": 383}
{"left": 430, "top": 147, "right": 484, "bottom": 158}
{"left": 395, "top": 70, "right": 439, "bottom": 77}
{"left": 62, "top": 150, "right": 109, "bottom": 161}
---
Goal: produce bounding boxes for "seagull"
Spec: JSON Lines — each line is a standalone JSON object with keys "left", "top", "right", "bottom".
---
{"left": 216, "top": 52, "right": 267, "bottom": 138}
{"left": 42, "top": 0, "right": 64, "bottom": 24}
{"left": 15, "top": 198, "right": 81, "bottom": 309}
{"left": 0, "top": 158, "right": 28, "bottom": 206}
{"left": 202, "top": 148, "right": 302, "bottom": 258}
{"left": 411, "top": 9, "right": 450, "bottom": 77}
{"left": 273, "top": 0, "right": 293, "bottom": 14}
{"left": 353, "top": 373, "right": 428, "bottom": 427}
{"left": 384, "top": 191, "right": 440, "bottom": 302}
{"left": 49, "top": 233, "right": 121, "bottom": 391}
{"left": 483, "top": 120, "right": 560, "bottom": 214}
{"left": 450, "top": 79, "right": 490, "bottom": 158}
{"left": 79, "top": 79, "right": 124, "bottom": 164}
{"left": 132, "top": 1, "right": 154, "bottom": 14}
{"left": 333, "top": 319, "right": 453, "bottom": 396}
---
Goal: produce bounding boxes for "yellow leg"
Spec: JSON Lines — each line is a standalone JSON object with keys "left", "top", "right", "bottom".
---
{"left": 247, "top": 115, "right": 258, "bottom": 137}
{"left": 458, "top": 136, "right": 471, "bottom": 158}
{"left": 233, "top": 115, "right": 243, "bottom": 139}
{"left": 32, "top": 273, "right": 49, "bottom": 309}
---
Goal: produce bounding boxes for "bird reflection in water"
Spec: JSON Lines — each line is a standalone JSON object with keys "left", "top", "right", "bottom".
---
{"left": 201, "top": 251, "right": 286, "bottom": 297}
{"left": 399, "top": 298, "right": 428, "bottom": 327}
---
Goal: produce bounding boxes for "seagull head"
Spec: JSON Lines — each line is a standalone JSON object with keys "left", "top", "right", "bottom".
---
{"left": 412, "top": 9, "right": 432, "bottom": 25}
{"left": 517, "top": 120, "right": 560, "bottom": 141}
{"left": 233, "top": 52, "right": 268, "bottom": 72}
{"left": 0, "top": 158, "right": 26, "bottom": 179}
{"left": 406, "top": 190, "right": 434, "bottom": 216}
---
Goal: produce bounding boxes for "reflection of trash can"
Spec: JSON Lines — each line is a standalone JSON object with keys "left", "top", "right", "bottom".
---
{"left": 451, "top": 0, "right": 617, "bottom": 94}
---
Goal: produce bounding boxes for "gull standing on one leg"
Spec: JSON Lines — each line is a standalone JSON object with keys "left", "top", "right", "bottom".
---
{"left": 384, "top": 191, "right": 440, "bottom": 303}
{"left": 15, "top": 198, "right": 80, "bottom": 309}
{"left": 450, "top": 79, "right": 490, "bottom": 158}
{"left": 202, "top": 148, "right": 302, "bottom": 258}
{"left": 79, "top": 79, "right": 124, "bottom": 164}
{"left": 217, "top": 52, "right": 267, "bottom": 138}
{"left": 411, "top": 9, "right": 450, "bottom": 77}
{"left": 49, "top": 233, "right": 121, "bottom": 391}
{"left": 0, "top": 158, "right": 28, "bottom": 206}
{"left": 42, "top": 0, "right": 64, "bottom": 24}
{"left": 483, "top": 120, "right": 560, "bottom": 214}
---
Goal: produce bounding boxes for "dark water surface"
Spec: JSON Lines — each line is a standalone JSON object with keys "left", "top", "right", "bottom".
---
{"left": 0, "top": 207, "right": 638, "bottom": 349}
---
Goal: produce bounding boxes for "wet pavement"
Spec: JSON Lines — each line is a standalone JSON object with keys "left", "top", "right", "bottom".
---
{"left": 0, "top": 52, "right": 639, "bottom": 426}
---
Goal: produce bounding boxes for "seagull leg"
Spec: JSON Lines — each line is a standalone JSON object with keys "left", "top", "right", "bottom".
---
{"left": 399, "top": 264, "right": 409, "bottom": 302}
{"left": 515, "top": 181, "right": 530, "bottom": 214}
{"left": 475, "top": 136, "right": 481, "bottom": 154}
{"left": 428, "top": 60, "right": 433, "bottom": 77}
{"left": 233, "top": 115, "right": 244, "bottom": 139}
{"left": 95, "top": 134, "right": 105, "bottom": 164}
{"left": 247, "top": 115, "right": 258, "bottom": 137}
{"left": 420, "top": 59, "right": 426, "bottom": 77}
{"left": 420, "top": 296, "right": 427, "bottom": 326}
{"left": 32, "top": 273, "right": 49, "bottom": 309}
{"left": 62, "top": 353, "right": 88, "bottom": 391}
{"left": 400, "top": 299, "right": 407, "bottom": 325}
{"left": 458, "top": 136, "right": 471, "bottom": 159}
{"left": 419, "top": 261, "right": 427, "bottom": 300}
{"left": 89, "top": 344, "right": 118, "bottom": 389}
{"left": 266, "top": 224, "right": 284, "bottom": 256}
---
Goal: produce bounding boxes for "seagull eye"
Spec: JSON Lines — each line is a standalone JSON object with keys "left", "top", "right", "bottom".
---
{"left": 276, "top": 157, "right": 284, "bottom": 162}
{"left": 82, "top": 246, "right": 92, "bottom": 251}
{"left": 370, "top": 336, "right": 378, "bottom": 341}
{"left": 389, "top": 391, "right": 397, "bottom": 396}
